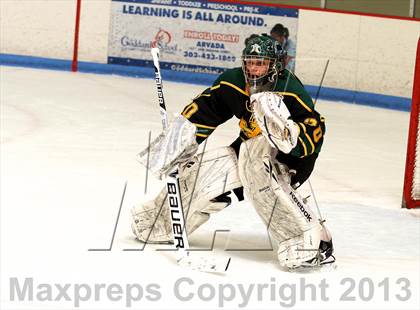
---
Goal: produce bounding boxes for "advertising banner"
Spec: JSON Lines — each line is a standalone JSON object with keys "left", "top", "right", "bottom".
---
{"left": 108, "top": 0, "right": 298, "bottom": 75}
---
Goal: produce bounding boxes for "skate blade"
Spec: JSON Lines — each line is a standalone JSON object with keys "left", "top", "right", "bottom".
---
{"left": 289, "top": 261, "right": 337, "bottom": 273}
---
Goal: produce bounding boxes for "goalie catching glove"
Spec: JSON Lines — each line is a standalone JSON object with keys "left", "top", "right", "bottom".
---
{"left": 252, "top": 92, "right": 299, "bottom": 154}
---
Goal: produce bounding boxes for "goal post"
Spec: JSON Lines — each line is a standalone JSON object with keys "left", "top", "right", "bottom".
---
{"left": 402, "top": 37, "right": 420, "bottom": 209}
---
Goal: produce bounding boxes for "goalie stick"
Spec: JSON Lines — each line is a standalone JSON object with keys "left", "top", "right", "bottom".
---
{"left": 150, "top": 47, "right": 231, "bottom": 273}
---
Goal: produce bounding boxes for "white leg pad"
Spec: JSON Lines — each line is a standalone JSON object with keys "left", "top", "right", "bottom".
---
{"left": 238, "top": 136, "right": 323, "bottom": 268}
{"left": 277, "top": 225, "right": 323, "bottom": 269}
{"left": 131, "top": 146, "right": 242, "bottom": 243}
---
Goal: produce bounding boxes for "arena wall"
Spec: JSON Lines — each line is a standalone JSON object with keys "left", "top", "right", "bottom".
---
{"left": 1, "top": 0, "right": 419, "bottom": 110}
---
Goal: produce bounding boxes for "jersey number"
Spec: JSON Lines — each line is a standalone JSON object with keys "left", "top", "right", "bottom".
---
{"left": 182, "top": 102, "right": 198, "bottom": 119}
{"left": 313, "top": 126, "right": 322, "bottom": 143}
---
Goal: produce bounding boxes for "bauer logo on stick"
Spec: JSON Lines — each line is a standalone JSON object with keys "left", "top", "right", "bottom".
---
{"left": 167, "top": 181, "right": 186, "bottom": 249}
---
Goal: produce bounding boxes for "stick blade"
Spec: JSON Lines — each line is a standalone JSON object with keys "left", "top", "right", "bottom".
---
{"left": 177, "top": 253, "right": 231, "bottom": 273}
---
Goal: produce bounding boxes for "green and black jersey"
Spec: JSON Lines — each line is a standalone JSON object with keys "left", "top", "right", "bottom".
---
{"left": 181, "top": 67, "right": 326, "bottom": 160}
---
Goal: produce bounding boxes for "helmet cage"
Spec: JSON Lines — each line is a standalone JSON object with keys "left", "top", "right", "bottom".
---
{"left": 242, "top": 55, "right": 279, "bottom": 94}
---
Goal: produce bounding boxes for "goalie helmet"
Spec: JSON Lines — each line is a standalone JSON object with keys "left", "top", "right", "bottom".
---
{"left": 241, "top": 34, "right": 286, "bottom": 94}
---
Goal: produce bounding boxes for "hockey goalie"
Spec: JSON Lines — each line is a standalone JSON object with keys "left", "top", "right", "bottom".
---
{"left": 131, "top": 34, "right": 335, "bottom": 270}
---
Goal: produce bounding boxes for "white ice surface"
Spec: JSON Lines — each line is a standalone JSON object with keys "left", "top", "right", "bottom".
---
{"left": 1, "top": 66, "right": 419, "bottom": 310}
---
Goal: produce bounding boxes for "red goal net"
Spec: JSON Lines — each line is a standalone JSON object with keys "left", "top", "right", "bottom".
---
{"left": 403, "top": 38, "right": 420, "bottom": 209}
